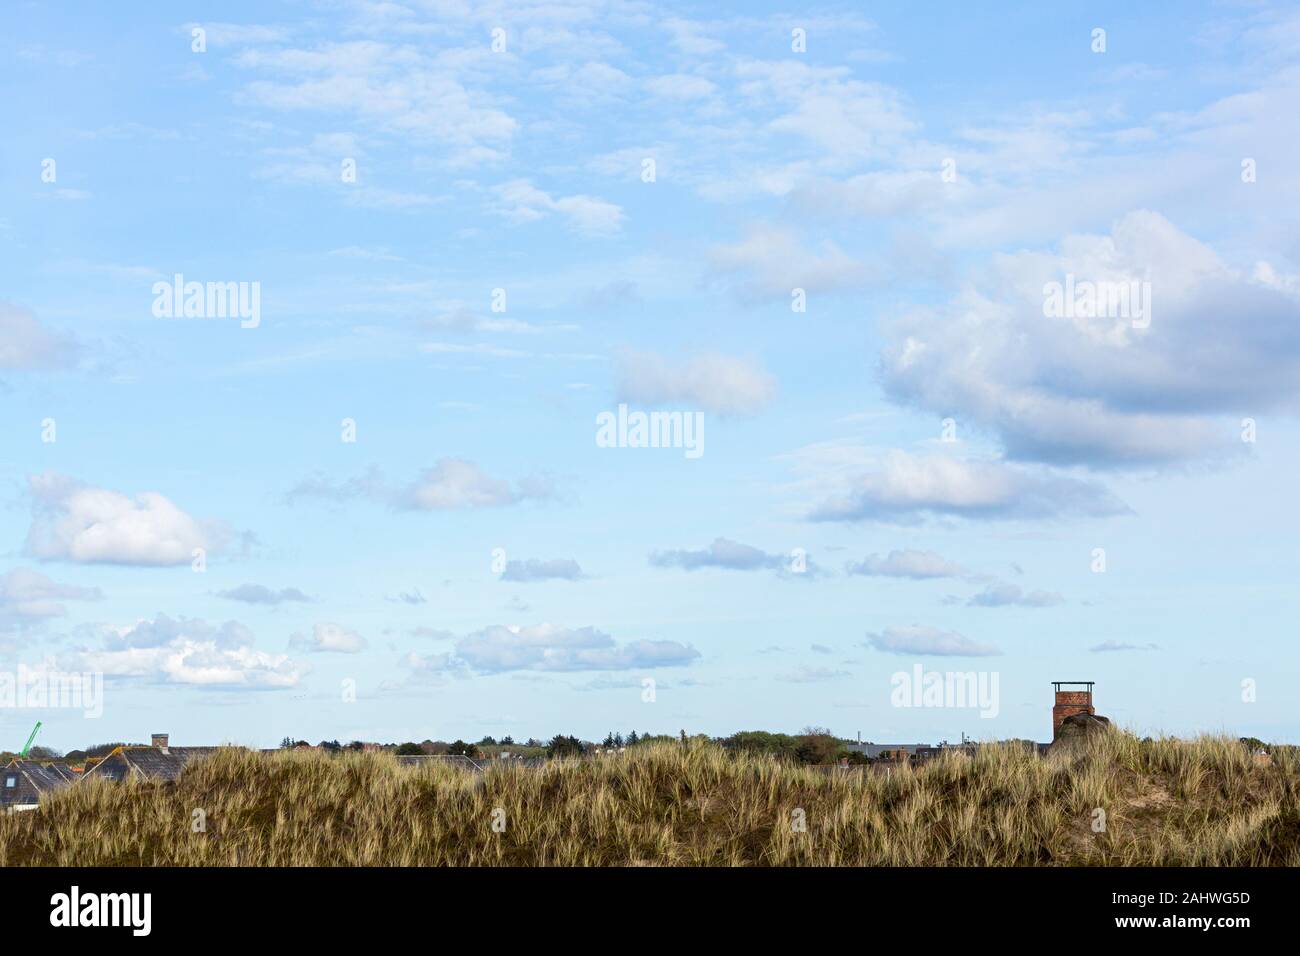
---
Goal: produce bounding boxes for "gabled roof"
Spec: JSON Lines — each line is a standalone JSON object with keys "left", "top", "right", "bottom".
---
{"left": 79, "top": 745, "right": 220, "bottom": 783}
{"left": 44, "top": 763, "right": 81, "bottom": 782}
{"left": 1, "top": 759, "right": 75, "bottom": 807}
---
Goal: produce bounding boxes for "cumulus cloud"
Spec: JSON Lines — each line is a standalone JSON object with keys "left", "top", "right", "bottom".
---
{"left": 0, "top": 301, "right": 79, "bottom": 370}
{"left": 845, "top": 549, "right": 966, "bottom": 579}
{"left": 501, "top": 558, "right": 584, "bottom": 582}
{"left": 287, "top": 459, "right": 555, "bottom": 510}
{"left": 291, "top": 622, "right": 368, "bottom": 653}
{"left": 809, "top": 451, "right": 1129, "bottom": 523}
{"left": 649, "top": 537, "right": 807, "bottom": 576}
{"left": 216, "top": 583, "right": 312, "bottom": 605}
{"left": 62, "top": 613, "right": 304, "bottom": 688}
{"left": 0, "top": 568, "right": 101, "bottom": 629}
{"left": 25, "top": 473, "right": 223, "bottom": 566}
{"left": 865, "top": 624, "right": 1001, "bottom": 657}
{"left": 408, "top": 623, "right": 699, "bottom": 674}
{"left": 966, "top": 583, "right": 1064, "bottom": 607}
{"left": 616, "top": 350, "right": 775, "bottom": 416}
{"left": 881, "top": 212, "right": 1300, "bottom": 467}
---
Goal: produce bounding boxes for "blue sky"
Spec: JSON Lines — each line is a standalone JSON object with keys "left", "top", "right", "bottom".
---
{"left": 3, "top": 1, "right": 1299, "bottom": 751}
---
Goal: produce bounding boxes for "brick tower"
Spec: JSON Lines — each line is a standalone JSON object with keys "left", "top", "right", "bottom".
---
{"left": 1051, "top": 682, "right": 1095, "bottom": 738}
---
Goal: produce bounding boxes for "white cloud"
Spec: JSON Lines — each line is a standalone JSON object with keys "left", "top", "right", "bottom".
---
{"left": 64, "top": 614, "right": 304, "bottom": 688}
{"left": 645, "top": 73, "right": 716, "bottom": 100}
{"left": 491, "top": 179, "right": 625, "bottom": 236}
{"left": 1090, "top": 640, "right": 1160, "bottom": 653}
{"left": 881, "top": 212, "right": 1300, "bottom": 467}
{"left": 865, "top": 625, "right": 1000, "bottom": 657}
{"left": 787, "top": 170, "right": 947, "bottom": 220}
{"left": 287, "top": 459, "right": 555, "bottom": 510}
{"left": 0, "top": 302, "right": 78, "bottom": 370}
{"left": 966, "top": 584, "right": 1064, "bottom": 608}
{"left": 409, "top": 623, "right": 700, "bottom": 674}
{"left": 402, "top": 459, "right": 550, "bottom": 510}
{"left": 531, "top": 61, "right": 633, "bottom": 102}
{"left": 809, "top": 451, "right": 1129, "bottom": 523}
{"left": 734, "top": 59, "right": 916, "bottom": 161}
{"left": 777, "top": 666, "right": 851, "bottom": 683}
{"left": 217, "top": 584, "right": 312, "bottom": 606}
{"left": 846, "top": 549, "right": 966, "bottom": 579}
{"left": 650, "top": 537, "right": 809, "bottom": 576}
{"left": 182, "top": 22, "right": 290, "bottom": 46}
{"left": 500, "top": 558, "right": 583, "bottom": 582}
{"left": 0, "top": 568, "right": 101, "bottom": 629}
{"left": 616, "top": 350, "right": 775, "bottom": 416}
{"left": 709, "top": 226, "right": 878, "bottom": 303}
{"left": 663, "top": 17, "right": 724, "bottom": 55}
{"left": 25, "top": 473, "right": 222, "bottom": 566}
{"left": 424, "top": 305, "right": 575, "bottom": 335}
{"left": 237, "top": 40, "right": 518, "bottom": 164}
{"left": 292, "top": 622, "right": 368, "bottom": 653}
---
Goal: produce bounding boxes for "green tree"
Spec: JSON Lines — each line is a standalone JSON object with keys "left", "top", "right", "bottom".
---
{"left": 794, "top": 728, "right": 842, "bottom": 765}
{"left": 395, "top": 742, "right": 424, "bottom": 755}
{"left": 446, "top": 740, "right": 479, "bottom": 757}
{"left": 546, "top": 734, "right": 585, "bottom": 758}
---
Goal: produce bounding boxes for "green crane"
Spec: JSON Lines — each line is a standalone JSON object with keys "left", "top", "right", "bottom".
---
{"left": 19, "top": 721, "right": 42, "bottom": 758}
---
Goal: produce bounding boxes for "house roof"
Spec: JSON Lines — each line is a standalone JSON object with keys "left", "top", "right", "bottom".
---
{"left": 1, "top": 759, "right": 75, "bottom": 807}
{"left": 79, "top": 745, "right": 221, "bottom": 783}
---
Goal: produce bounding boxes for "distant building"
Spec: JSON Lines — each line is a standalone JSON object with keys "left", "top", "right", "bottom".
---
{"left": 1052, "top": 682, "right": 1096, "bottom": 738}
{"left": 842, "top": 742, "right": 932, "bottom": 760}
{"left": 1, "top": 759, "right": 75, "bottom": 811}
{"left": 80, "top": 734, "right": 221, "bottom": 783}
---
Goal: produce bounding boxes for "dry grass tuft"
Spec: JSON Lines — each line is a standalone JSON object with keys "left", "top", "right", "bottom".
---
{"left": 3, "top": 731, "right": 1297, "bottom": 866}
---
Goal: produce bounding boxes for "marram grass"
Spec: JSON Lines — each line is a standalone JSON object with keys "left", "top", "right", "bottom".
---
{"left": 3, "top": 731, "right": 1297, "bottom": 866}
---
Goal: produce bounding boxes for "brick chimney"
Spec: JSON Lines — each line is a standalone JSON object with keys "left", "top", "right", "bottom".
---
{"left": 151, "top": 733, "right": 169, "bottom": 752}
{"left": 1052, "top": 682, "right": 1095, "bottom": 738}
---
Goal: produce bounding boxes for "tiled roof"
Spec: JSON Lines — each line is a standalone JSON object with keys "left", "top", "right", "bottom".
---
{"left": 81, "top": 745, "right": 221, "bottom": 783}
{"left": 1, "top": 759, "right": 76, "bottom": 807}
